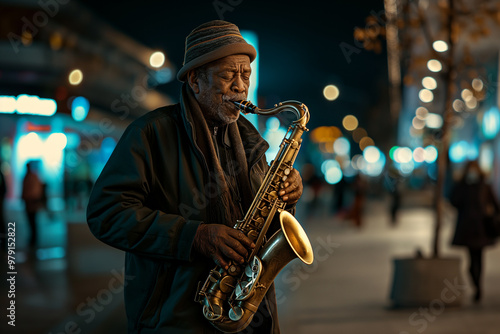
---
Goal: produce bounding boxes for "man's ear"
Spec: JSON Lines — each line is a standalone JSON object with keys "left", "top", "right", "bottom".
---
{"left": 187, "top": 70, "right": 200, "bottom": 94}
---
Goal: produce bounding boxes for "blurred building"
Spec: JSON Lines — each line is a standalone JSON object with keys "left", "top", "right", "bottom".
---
{"left": 0, "top": 0, "right": 175, "bottom": 212}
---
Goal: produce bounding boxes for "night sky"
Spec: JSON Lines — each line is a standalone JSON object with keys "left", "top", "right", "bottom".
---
{"left": 83, "top": 0, "right": 390, "bottom": 135}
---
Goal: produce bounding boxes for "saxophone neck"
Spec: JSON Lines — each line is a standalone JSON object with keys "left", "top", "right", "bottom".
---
{"left": 233, "top": 100, "right": 310, "bottom": 130}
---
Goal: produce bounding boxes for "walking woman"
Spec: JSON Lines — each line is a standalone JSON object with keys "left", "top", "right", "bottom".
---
{"left": 450, "top": 160, "right": 499, "bottom": 303}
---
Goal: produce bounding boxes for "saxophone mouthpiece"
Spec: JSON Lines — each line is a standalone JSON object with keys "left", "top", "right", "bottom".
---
{"left": 233, "top": 100, "right": 257, "bottom": 114}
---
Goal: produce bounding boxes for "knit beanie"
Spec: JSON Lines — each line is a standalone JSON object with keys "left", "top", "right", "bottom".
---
{"left": 177, "top": 20, "right": 257, "bottom": 81}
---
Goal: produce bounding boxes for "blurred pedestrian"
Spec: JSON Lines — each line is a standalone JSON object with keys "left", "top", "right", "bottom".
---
{"left": 22, "top": 161, "right": 44, "bottom": 247}
{"left": 346, "top": 174, "right": 366, "bottom": 228}
{"left": 0, "top": 162, "right": 6, "bottom": 250}
{"left": 333, "top": 176, "right": 347, "bottom": 216}
{"left": 302, "top": 163, "right": 322, "bottom": 215}
{"left": 450, "top": 160, "right": 499, "bottom": 303}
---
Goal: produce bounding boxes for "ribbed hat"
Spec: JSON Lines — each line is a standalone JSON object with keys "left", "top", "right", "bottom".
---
{"left": 177, "top": 20, "right": 257, "bottom": 81}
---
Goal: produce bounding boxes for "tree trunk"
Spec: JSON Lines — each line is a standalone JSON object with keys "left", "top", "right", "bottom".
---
{"left": 433, "top": 0, "right": 455, "bottom": 258}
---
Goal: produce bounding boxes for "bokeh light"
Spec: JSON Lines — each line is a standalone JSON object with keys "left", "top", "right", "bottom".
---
{"left": 449, "top": 141, "right": 469, "bottom": 163}
{"left": 452, "top": 99, "right": 465, "bottom": 112}
{"left": 46, "top": 133, "right": 67, "bottom": 151}
{"left": 352, "top": 127, "right": 367, "bottom": 143}
{"left": 425, "top": 113, "right": 443, "bottom": 128}
{"left": 389, "top": 146, "right": 399, "bottom": 160}
{"left": 325, "top": 166, "right": 343, "bottom": 184}
{"left": 472, "top": 78, "right": 484, "bottom": 91}
{"left": 482, "top": 107, "right": 500, "bottom": 139}
{"left": 465, "top": 97, "right": 477, "bottom": 110}
{"left": 427, "top": 59, "right": 442, "bottom": 72}
{"left": 333, "top": 137, "right": 350, "bottom": 156}
{"left": 359, "top": 136, "right": 374, "bottom": 150}
{"left": 416, "top": 107, "right": 428, "bottom": 119}
{"left": 323, "top": 85, "right": 340, "bottom": 101}
{"left": 342, "top": 115, "right": 358, "bottom": 131}
{"left": 150, "top": 51, "right": 165, "bottom": 68}
{"left": 412, "top": 147, "right": 425, "bottom": 163}
{"left": 422, "top": 76, "right": 437, "bottom": 90}
{"left": 419, "top": 89, "right": 434, "bottom": 103}
{"left": 71, "top": 96, "right": 90, "bottom": 122}
{"left": 363, "top": 146, "right": 380, "bottom": 163}
{"left": 432, "top": 40, "right": 448, "bottom": 52}
{"left": 412, "top": 116, "right": 426, "bottom": 130}
{"left": 461, "top": 89, "right": 473, "bottom": 101}
{"left": 424, "top": 145, "right": 438, "bottom": 163}
{"left": 69, "top": 69, "right": 83, "bottom": 85}
{"left": 266, "top": 117, "right": 280, "bottom": 131}
{"left": 394, "top": 147, "right": 412, "bottom": 163}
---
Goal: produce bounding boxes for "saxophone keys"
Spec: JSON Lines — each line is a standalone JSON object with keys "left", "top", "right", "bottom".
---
{"left": 229, "top": 306, "right": 244, "bottom": 321}
{"left": 209, "top": 269, "right": 221, "bottom": 283}
{"left": 260, "top": 207, "right": 270, "bottom": 217}
{"left": 247, "top": 229, "right": 259, "bottom": 240}
{"left": 220, "top": 276, "right": 236, "bottom": 293}
{"left": 203, "top": 304, "right": 222, "bottom": 321}
{"left": 284, "top": 168, "right": 291, "bottom": 175}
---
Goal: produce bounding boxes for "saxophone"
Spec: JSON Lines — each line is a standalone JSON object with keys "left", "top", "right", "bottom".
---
{"left": 196, "top": 100, "right": 314, "bottom": 333}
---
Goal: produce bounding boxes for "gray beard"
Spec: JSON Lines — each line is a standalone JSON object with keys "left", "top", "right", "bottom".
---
{"left": 199, "top": 95, "right": 240, "bottom": 127}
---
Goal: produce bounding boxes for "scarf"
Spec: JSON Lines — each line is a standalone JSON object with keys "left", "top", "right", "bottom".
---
{"left": 181, "top": 84, "right": 253, "bottom": 227}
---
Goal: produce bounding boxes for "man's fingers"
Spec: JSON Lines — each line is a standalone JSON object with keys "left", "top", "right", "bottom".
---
{"left": 220, "top": 244, "right": 245, "bottom": 264}
{"left": 229, "top": 229, "right": 255, "bottom": 249}
{"left": 224, "top": 236, "right": 249, "bottom": 259}
{"left": 214, "top": 252, "right": 230, "bottom": 270}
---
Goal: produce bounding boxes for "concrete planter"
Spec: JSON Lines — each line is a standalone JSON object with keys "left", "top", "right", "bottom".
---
{"left": 389, "top": 257, "right": 465, "bottom": 308}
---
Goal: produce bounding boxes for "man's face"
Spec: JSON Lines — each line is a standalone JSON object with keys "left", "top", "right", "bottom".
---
{"left": 190, "top": 54, "right": 251, "bottom": 127}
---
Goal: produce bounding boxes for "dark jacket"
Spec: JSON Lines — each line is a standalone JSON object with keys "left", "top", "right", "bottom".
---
{"left": 87, "top": 103, "right": 283, "bottom": 333}
{"left": 450, "top": 181, "right": 498, "bottom": 248}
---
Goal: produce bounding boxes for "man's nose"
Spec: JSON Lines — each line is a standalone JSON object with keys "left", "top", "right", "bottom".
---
{"left": 231, "top": 76, "right": 246, "bottom": 93}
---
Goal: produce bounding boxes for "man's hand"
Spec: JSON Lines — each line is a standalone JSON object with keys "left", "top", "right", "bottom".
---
{"left": 193, "top": 224, "right": 255, "bottom": 270}
{"left": 279, "top": 168, "right": 303, "bottom": 205}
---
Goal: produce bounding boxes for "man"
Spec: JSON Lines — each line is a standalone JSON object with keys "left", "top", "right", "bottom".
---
{"left": 22, "top": 161, "right": 44, "bottom": 247}
{"left": 0, "top": 161, "right": 6, "bottom": 250}
{"left": 87, "top": 20, "right": 303, "bottom": 334}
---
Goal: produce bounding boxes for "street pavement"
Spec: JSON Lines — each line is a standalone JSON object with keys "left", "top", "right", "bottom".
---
{"left": 1, "top": 189, "right": 499, "bottom": 334}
